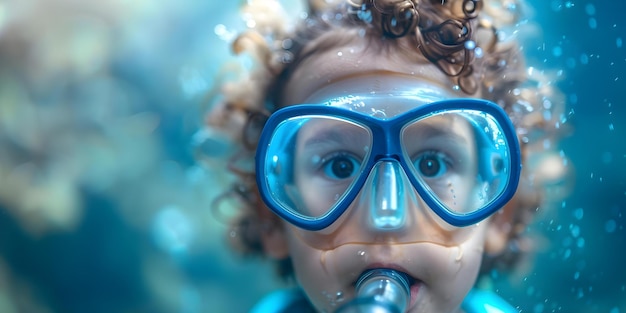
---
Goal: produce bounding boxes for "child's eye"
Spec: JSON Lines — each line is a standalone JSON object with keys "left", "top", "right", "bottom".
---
{"left": 414, "top": 152, "right": 450, "bottom": 178}
{"left": 322, "top": 153, "right": 361, "bottom": 179}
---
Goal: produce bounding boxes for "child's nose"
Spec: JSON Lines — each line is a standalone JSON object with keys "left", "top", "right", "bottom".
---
{"left": 357, "top": 160, "right": 418, "bottom": 233}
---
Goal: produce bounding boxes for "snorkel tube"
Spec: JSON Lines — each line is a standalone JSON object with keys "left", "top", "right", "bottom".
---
{"left": 336, "top": 269, "right": 411, "bottom": 313}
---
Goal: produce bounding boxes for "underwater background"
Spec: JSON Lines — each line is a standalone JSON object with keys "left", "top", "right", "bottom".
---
{"left": 0, "top": 0, "right": 624, "bottom": 312}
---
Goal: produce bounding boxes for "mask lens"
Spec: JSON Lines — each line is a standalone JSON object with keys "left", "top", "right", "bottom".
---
{"left": 263, "top": 115, "right": 372, "bottom": 219}
{"left": 401, "top": 109, "right": 513, "bottom": 215}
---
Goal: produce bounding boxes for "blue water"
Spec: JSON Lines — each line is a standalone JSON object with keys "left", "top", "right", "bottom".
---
{"left": 494, "top": 1, "right": 626, "bottom": 311}
{"left": 0, "top": 1, "right": 623, "bottom": 313}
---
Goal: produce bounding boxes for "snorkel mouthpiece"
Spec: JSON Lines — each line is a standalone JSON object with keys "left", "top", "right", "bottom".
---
{"left": 336, "top": 268, "right": 411, "bottom": 313}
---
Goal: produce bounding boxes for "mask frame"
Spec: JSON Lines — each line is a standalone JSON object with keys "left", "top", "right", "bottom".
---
{"left": 255, "top": 98, "right": 521, "bottom": 230}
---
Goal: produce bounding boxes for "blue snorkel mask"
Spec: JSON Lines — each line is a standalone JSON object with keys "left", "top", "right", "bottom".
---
{"left": 255, "top": 93, "right": 521, "bottom": 248}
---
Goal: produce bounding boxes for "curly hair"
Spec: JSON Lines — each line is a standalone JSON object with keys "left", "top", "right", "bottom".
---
{"left": 203, "top": 0, "right": 570, "bottom": 279}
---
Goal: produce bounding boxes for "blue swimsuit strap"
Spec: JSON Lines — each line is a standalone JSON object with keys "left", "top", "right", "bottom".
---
{"left": 250, "top": 288, "right": 518, "bottom": 313}
{"left": 461, "top": 289, "right": 519, "bottom": 313}
{"left": 249, "top": 288, "right": 313, "bottom": 313}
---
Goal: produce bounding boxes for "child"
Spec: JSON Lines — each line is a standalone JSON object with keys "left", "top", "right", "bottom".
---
{"left": 204, "top": 0, "right": 569, "bottom": 312}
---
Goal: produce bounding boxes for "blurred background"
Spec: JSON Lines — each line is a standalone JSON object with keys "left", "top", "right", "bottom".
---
{"left": 0, "top": 0, "right": 623, "bottom": 312}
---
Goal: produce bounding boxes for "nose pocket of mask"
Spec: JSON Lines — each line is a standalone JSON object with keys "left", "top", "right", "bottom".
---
{"left": 363, "top": 161, "right": 408, "bottom": 231}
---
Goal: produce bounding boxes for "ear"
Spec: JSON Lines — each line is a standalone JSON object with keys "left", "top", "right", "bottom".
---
{"left": 260, "top": 221, "right": 290, "bottom": 259}
{"left": 484, "top": 198, "right": 517, "bottom": 256}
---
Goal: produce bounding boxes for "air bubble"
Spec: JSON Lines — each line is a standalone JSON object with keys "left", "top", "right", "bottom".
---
{"left": 569, "top": 224, "right": 580, "bottom": 237}
{"left": 475, "top": 47, "right": 484, "bottom": 58}
{"left": 576, "top": 237, "right": 585, "bottom": 248}
{"left": 605, "top": 219, "right": 617, "bottom": 233}
{"left": 543, "top": 99, "right": 553, "bottom": 109}
{"left": 370, "top": 109, "right": 386, "bottom": 118}
{"left": 322, "top": 290, "right": 329, "bottom": 298}
{"left": 550, "top": 0, "right": 563, "bottom": 12}
{"left": 336, "top": 292, "right": 345, "bottom": 302}
{"left": 618, "top": 37, "right": 623, "bottom": 48}
{"left": 277, "top": 51, "right": 294, "bottom": 64}
{"left": 506, "top": 2, "right": 517, "bottom": 11}
{"left": 152, "top": 206, "right": 194, "bottom": 255}
{"left": 580, "top": 53, "right": 589, "bottom": 64}
{"left": 588, "top": 18, "right": 597, "bottom": 29}
{"left": 282, "top": 39, "right": 293, "bottom": 49}
{"left": 357, "top": 9, "right": 373, "bottom": 23}
{"left": 563, "top": 248, "right": 571, "bottom": 260}
{"left": 573, "top": 208, "right": 584, "bottom": 220}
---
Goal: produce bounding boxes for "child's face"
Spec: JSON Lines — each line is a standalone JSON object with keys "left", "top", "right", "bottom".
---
{"left": 268, "top": 36, "right": 507, "bottom": 312}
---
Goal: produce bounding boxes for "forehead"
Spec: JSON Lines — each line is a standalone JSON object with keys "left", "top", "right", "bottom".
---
{"left": 280, "top": 34, "right": 466, "bottom": 107}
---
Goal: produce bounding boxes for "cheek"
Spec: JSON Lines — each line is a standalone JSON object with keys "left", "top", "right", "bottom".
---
{"left": 408, "top": 225, "right": 486, "bottom": 312}
{"left": 453, "top": 238, "right": 485, "bottom": 290}
{"left": 422, "top": 226, "right": 487, "bottom": 312}
{"left": 285, "top": 227, "right": 346, "bottom": 310}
